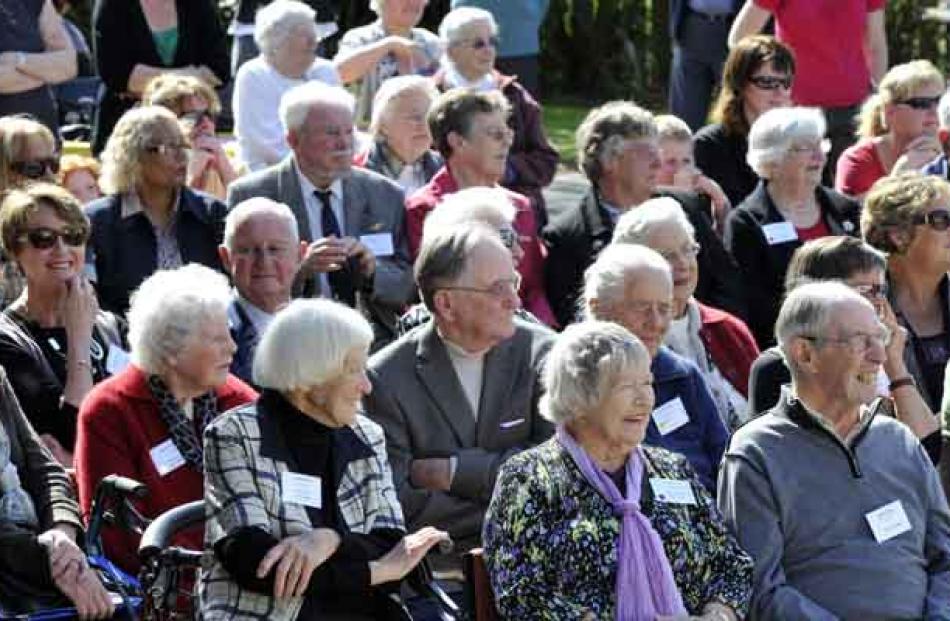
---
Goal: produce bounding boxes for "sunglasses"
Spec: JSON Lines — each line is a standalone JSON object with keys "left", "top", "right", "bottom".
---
{"left": 19, "top": 226, "right": 87, "bottom": 250}
{"left": 179, "top": 110, "right": 217, "bottom": 126}
{"left": 144, "top": 143, "right": 191, "bottom": 156}
{"left": 461, "top": 36, "right": 499, "bottom": 50}
{"left": 896, "top": 96, "right": 941, "bottom": 111}
{"left": 11, "top": 158, "right": 59, "bottom": 179}
{"left": 748, "top": 75, "right": 793, "bottom": 91}
{"left": 851, "top": 283, "right": 889, "bottom": 300}
{"left": 912, "top": 208, "right": 950, "bottom": 231}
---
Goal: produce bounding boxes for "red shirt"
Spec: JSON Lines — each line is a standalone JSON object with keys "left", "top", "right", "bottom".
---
{"left": 835, "top": 139, "right": 887, "bottom": 197}
{"left": 796, "top": 217, "right": 832, "bottom": 241}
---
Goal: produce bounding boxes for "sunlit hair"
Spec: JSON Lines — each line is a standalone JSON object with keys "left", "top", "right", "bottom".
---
{"left": 0, "top": 116, "right": 56, "bottom": 190}
{"left": 576, "top": 101, "right": 656, "bottom": 183}
{"left": 279, "top": 81, "right": 355, "bottom": 136}
{"left": 582, "top": 243, "right": 672, "bottom": 319}
{"left": 655, "top": 114, "right": 693, "bottom": 142}
{"left": 784, "top": 236, "right": 886, "bottom": 292}
{"left": 746, "top": 106, "right": 825, "bottom": 178}
{"left": 0, "top": 182, "right": 89, "bottom": 256}
{"left": 223, "top": 197, "right": 299, "bottom": 251}
{"left": 862, "top": 172, "right": 950, "bottom": 254}
{"left": 428, "top": 89, "right": 510, "bottom": 159}
{"left": 856, "top": 60, "right": 945, "bottom": 139}
{"left": 422, "top": 187, "right": 516, "bottom": 241}
{"left": 254, "top": 0, "right": 317, "bottom": 59}
{"left": 142, "top": 73, "right": 222, "bottom": 116}
{"left": 369, "top": 75, "right": 439, "bottom": 136}
{"left": 612, "top": 197, "right": 695, "bottom": 246}
{"left": 99, "top": 106, "right": 183, "bottom": 194}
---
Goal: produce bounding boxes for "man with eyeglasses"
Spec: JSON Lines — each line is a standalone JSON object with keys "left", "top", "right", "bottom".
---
{"left": 719, "top": 281, "right": 950, "bottom": 620}
{"left": 364, "top": 222, "right": 554, "bottom": 564}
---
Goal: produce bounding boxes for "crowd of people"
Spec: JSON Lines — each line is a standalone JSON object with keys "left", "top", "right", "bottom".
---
{"left": 1, "top": 0, "right": 950, "bottom": 619}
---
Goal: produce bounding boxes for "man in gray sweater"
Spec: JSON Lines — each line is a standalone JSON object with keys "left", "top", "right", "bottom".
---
{"left": 719, "top": 281, "right": 950, "bottom": 620}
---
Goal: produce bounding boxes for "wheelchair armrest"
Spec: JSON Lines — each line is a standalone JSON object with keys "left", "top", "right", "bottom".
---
{"left": 138, "top": 500, "right": 204, "bottom": 560}
{"left": 463, "top": 548, "right": 498, "bottom": 621}
{"left": 405, "top": 558, "right": 461, "bottom": 617}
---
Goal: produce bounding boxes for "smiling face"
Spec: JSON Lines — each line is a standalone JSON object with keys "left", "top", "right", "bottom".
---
{"left": 447, "top": 20, "right": 497, "bottom": 82}
{"left": 576, "top": 355, "right": 655, "bottom": 455}
{"left": 13, "top": 204, "right": 86, "bottom": 289}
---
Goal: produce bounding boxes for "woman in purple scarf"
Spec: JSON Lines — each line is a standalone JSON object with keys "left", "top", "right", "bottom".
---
{"left": 483, "top": 321, "right": 752, "bottom": 619}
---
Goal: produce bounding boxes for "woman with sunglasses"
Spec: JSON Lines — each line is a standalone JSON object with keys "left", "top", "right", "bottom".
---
{"left": 0, "top": 183, "right": 127, "bottom": 467}
{"left": 433, "top": 7, "right": 559, "bottom": 229}
{"left": 694, "top": 35, "right": 795, "bottom": 207}
{"left": 835, "top": 61, "right": 945, "bottom": 200}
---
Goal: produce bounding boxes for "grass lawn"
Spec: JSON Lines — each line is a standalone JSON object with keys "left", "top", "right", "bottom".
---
{"left": 542, "top": 99, "right": 591, "bottom": 170}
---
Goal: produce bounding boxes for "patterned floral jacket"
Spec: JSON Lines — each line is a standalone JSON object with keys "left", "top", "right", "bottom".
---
{"left": 483, "top": 437, "right": 753, "bottom": 619}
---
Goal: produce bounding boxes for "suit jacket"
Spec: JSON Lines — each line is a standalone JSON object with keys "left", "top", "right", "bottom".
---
{"left": 363, "top": 318, "right": 554, "bottom": 544}
{"left": 226, "top": 298, "right": 262, "bottom": 387}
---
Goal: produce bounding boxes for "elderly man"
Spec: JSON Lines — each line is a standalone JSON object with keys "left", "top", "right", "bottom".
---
{"left": 543, "top": 100, "right": 746, "bottom": 327}
{"left": 227, "top": 81, "right": 413, "bottom": 342}
{"left": 364, "top": 222, "right": 554, "bottom": 553}
{"left": 405, "top": 89, "right": 555, "bottom": 327}
{"left": 719, "top": 281, "right": 950, "bottom": 619}
{"left": 218, "top": 198, "right": 306, "bottom": 384}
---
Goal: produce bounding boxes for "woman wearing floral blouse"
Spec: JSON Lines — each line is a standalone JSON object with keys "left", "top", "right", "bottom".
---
{"left": 483, "top": 321, "right": 753, "bottom": 619}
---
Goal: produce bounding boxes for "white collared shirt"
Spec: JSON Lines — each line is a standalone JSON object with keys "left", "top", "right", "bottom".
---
{"left": 120, "top": 190, "right": 183, "bottom": 269}
{"left": 236, "top": 295, "right": 276, "bottom": 336}
{"left": 295, "top": 163, "right": 345, "bottom": 298}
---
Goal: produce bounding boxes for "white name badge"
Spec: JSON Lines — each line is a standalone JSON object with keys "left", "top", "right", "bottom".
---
{"left": 649, "top": 478, "right": 697, "bottom": 505}
{"left": 360, "top": 232, "right": 394, "bottom": 257}
{"left": 105, "top": 346, "right": 132, "bottom": 376}
{"left": 865, "top": 500, "right": 912, "bottom": 543}
{"left": 281, "top": 472, "right": 322, "bottom": 509}
{"left": 652, "top": 397, "right": 690, "bottom": 436}
{"left": 150, "top": 438, "right": 186, "bottom": 476}
{"left": 762, "top": 221, "right": 798, "bottom": 245}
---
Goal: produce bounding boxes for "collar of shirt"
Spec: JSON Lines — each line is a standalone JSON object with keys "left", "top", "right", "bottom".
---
{"left": 791, "top": 389, "right": 871, "bottom": 444}
{"left": 294, "top": 160, "right": 345, "bottom": 236}
{"left": 236, "top": 294, "right": 276, "bottom": 335}
{"left": 600, "top": 200, "right": 623, "bottom": 225}
{"left": 120, "top": 189, "right": 181, "bottom": 228}
{"left": 442, "top": 65, "right": 497, "bottom": 92}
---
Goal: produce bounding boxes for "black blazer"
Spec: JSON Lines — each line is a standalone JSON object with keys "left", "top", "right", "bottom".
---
{"left": 85, "top": 188, "right": 229, "bottom": 314}
{"left": 694, "top": 123, "right": 760, "bottom": 207}
{"left": 723, "top": 181, "right": 861, "bottom": 348}
{"left": 542, "top": 184, "right": 748, "bottom": 328}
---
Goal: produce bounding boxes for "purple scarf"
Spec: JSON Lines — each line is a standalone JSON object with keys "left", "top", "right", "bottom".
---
{"left": 556, "top": 425, "right": 686, "bottom": 620}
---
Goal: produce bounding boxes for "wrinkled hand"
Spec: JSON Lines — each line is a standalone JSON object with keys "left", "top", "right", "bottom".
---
{"left": 39, "top": 530, "right": 113, "bottom": 619}
{"left": 256, "top": 528, "right": 341, "bottom": 598}
{"left": 370, "top": 527, "right": 450, "bottom": 584}
{"left": 61, "top": 277, "right": 97, "bottom": 343}
{"left": 299, "top": 236, "right": 354, "bottom": 276}
{"left": 892, "top": 135, "right": 943, "bottom": 174}
{"left": 187, "top": 144, "right": 216, "bottom": 185}
{"left": 410, "top": 457, "right": 452, "bottom": 491}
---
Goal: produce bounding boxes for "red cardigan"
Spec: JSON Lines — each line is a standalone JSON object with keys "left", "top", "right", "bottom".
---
{"left": 74, "top": 365, "right": 256, "bottom": 574}
{"left": 697, "top": 302, "right": 759, "bottom": 398}
{"left": 405, "top": 166, "right": 556, "bottom": 327}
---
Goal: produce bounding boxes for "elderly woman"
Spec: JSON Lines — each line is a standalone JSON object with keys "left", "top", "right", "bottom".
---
{"left": 74, "top": 264, "right": 257, "bottom": 575}
{"left": 434, "top": 7, "right": 559, "bottom": 228}
{"left": 694, "top": 35, "right": 795, "bottom": 207}
{"left": 58, "top": 154, "right": 102, "bottom": 204}
{"left": 0, "top": 183, "right": 125, "bottom": 467}
{"left": 234, "top": 0, "right": 340, "bottom": 171}
{"left": 201, "top": 299, "right": 447, "bottom": 619}
{"left": 143, "top": 73, "right": 238, "bottom": 199}
{"left": 724, "top": 106, "right": 861, "bottom": 348}
{"left": 85, "top": 106, "right": 229, "bottom": 314}
{"left": 584, "top": 244, "right": 728, "bottom": 492}
{"left": 483, "top": 320, "right": 752, "bottom": 618}
{"left": 334, "top": 0, "right": 441, "bottom": 128}
{"left": 614, "top": 198, "right": 759, "bottom": 431}
{"left": 354, "top": 75, "right": 442, "bottom": 196}
{"left": 0, "top": 367, "right": 113, "bottom": 618}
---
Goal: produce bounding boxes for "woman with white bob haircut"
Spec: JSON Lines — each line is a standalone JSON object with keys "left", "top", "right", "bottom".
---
{"left": 614, "top": 197, "right": 759, "bottom": 430}
{"left": 484, "top": 319, "right": 752, "bottom": 618}
{"left": 723, "top": 106, "right": 861, "bottom": 348}
{"left": 233, "top": 0, "right": 340, "bottom": 171}
{"left": 74, "top": 264, "right": 257, "bottom": 575}
{"left": 201, "top": 298, "right": 448, "bottom": 619}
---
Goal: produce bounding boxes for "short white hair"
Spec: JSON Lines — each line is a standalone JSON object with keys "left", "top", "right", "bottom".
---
{"left": 583, "top": 244, "right": 672, "bottom": 318}
{"left": 370, "top": 0, "right": 429, "bottom": 16}
{"left": 539, "top": 320, "right": 649, "bottom": 425}
{"left": 939, "top": 89, "right": 950, "bottom": 130}
{"left": 223, "top": 197, "right": 299, "bottom": 251}
{"left": 612, "top": 197, "right": 695, "bottom": 246}
{"left": 422, "top": 187, "right": 516, "bottom": 241}
{"left": 747, "top": 106, "right": 826, "bottom": 178}
{"left": 369, "top": 75, "right": 439, "bottom": 135}
{"left": 438, "top": 7, "right": 497, "bottom": 45}
{"left": 253, "top": 299, "right": 373, "bottom": 390}
{"left": 279, "top": 81, "right": 355, "bottom": 135}
{"left": 254, "top": 0, "right": 317, "bottom": 58}
{"left": 127, "top": 264, "right": 232, "bottom": 375}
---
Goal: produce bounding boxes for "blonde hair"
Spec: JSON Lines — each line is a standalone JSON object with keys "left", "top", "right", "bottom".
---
{"left": 0, "top": 117, "right": 56, "bottom": 191}
{"left": 142, "top": 73, "right": 222, "bottom": 116}
{"left": 856, "top": 60, "right": 945, "bottom": 139}
{"left": 99, "top": 106, "right": 183, "bottom": 194}
{"left": 862, "top": 172, "right": 950, "bottom": 254}
{"left": 655, "top": 115, "right": 693, "bottom": 142}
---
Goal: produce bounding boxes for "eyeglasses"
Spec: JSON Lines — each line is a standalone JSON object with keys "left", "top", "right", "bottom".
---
{"left": 787, "top": 140, "right": 831, "bottom": 156}
{"left": 179, "top": 110, "right": 217, "bottom": 126}
{"left": 145, "top": 143, "right": 190, "bottom": 157}
{"left": 850, "top": 283, "right": 889, "bottom": 300}
{"left": 657, "top": 242, "right": 700, "bottom": 264}
{"left": 19, "top": 226, "right": 87, "bottom": 249}
{"left": 912, "top": 208, "right": 950, "bottom": 231}
{"left": 232, "top": 244, "right": 294, "bottom": 259}
{"left": 896, "top": 96, "right": 941, "bottom": 111}
{"left": 478, "top": 126, "right": 514, "bottom": 143}
{"left": 440, "top": 273, "right": 522, "bottom": 298}
{"left": 497, "top": 227, "right": 518, "bottom": 250}
{"left": 459, "top": 36, "right": 499, "bottom": 50}
{"left": 800, "top": 327, "right": 892, "bottom": 354}
{"left": 748, "top": 74, "right": 793, "bottom": 91}
{"left": 627, "top": 300, "right": 674, "bottom": 318}
{"left": 10, "top": 158, "right": 59, "bottom": 179}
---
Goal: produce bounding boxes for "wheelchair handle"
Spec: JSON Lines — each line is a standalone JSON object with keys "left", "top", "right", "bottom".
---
{"left": 139, "top": 500, "right": 204, "bottom": 560}
{"left": 102, "top": 474, "right": 149, "bottom": 498}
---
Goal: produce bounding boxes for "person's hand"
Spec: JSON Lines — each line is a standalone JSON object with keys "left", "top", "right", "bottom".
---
{"left": 38, "top": 527, "right": 83, "bottom": 582}
{"left": 0, "top": 51, "right": 19, "bottom": 67}
{"left": 386, "top": 37, "right": 424, "bottom": 74}
{"left": 256, "top": 528, "right": 341, "bottom": 598}
{"left": 346, "top": 237, "right": 377, "bottom": 278}
{"left": 694, "top": 174, "right": 731, "bottom": 231}
{"left": 39, "top": 434, "right": 73, "bottom": 467}
{"left": 409, "top": 457, "right": 452, "bottom": 491}
{"left": 880, "top": 298, "right": 909, "bottom": 378}
{"left": 370, "top": 527, "right": 449, "bottom": 584}
{"left": 61, "top": 276, "right": 97, "bottom": 343}
{"left": 53, "top": 562, "right": 115, "bottom": 620}
{"left": 299, "top": 236, "right": 353, "bottom": 276}
{"left": 186, "top": 141, "right": 216, "bottom": 186}
{"left": 892, "top": 134, "right": 943, "bottom": 174}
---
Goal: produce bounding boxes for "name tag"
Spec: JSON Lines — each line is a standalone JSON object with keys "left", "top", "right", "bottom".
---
{"left": 360, "top": 232, "right": 394, "bottom": 257}
{"left": 762, "top": 221, "right": 798, "bottom": 245}
{"left": 106, "top": 346, "right": 132, "bottom": 375}
{"left": 150, "top": 439, "right": 186, "bottom": 476}
{"left": 649, "top": 478, "right": 697, "bottom": 505}
{"left": 866, "top": 500, "right": 912, "bottom": 543}
{"left": 281, "top": 472, "right": 322, "bottom": 508}
{"left": 652, "top": 397, "right": 690, "bottom": 436}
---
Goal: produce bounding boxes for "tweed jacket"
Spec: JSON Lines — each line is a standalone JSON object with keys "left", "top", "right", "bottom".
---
{"left": 200, "top": 395, "right": 404, "bottom": 621}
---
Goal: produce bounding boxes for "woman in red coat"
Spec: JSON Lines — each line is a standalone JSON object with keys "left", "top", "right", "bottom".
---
{"left": 74, "top": 264, "right": 256, "bottom": 574}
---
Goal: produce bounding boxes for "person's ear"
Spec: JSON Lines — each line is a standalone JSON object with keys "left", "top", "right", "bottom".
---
{"left": 296, "top": 240, "right": 308, "bottom": 262}
{"left": 432, "top": 289, "right": 455, "bottom": 321}
{"left": 789, "top": 337, "right": 818, "bottom": 374}
{"left": 286, "top": 129, "right": 300, "bottom": 151}
{"left": 447, "top": 130, "right": 466, "bottom": 154}
{"left": 218, "top": 245, "right": 232, "bottom": 273}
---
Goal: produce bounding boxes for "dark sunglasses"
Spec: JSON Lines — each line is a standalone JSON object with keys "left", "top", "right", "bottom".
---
{"left": 851, "top": 283, "right": 889, "bottom": 300}
{"left": 10, "top": 158, "right": 59, "bottom": 179}
{"left": 462, "top": 36, "right": 500, "bottom": 50}
{"left": 19, "top": 226, "right": 87, "bottom": 249}
{"left": 912, "top": 208, "right": 950, "bottom": 231}
{"left": 897, "top": 96, "right": 940, "bottom": 111}
{"left": 179, "top": 110, "right": 218, "bottom": 126}
{"left": 748, "top": 74, "right": 793, "bottom": 91}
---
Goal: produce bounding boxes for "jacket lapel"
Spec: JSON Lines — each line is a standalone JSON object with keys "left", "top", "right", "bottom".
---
{"left": 340, "top": 175, "right": 366, "bottom": 237}
{"left": 415, "top": 324, "right": 477, "bottom": 446}
{"left": 277, "top": 158, "right": 311, "bottom": 242}
{"left": 476, "top": 337, "right": 517, "bottom": 445}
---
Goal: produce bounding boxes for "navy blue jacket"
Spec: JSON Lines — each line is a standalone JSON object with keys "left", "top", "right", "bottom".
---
{"left": 226, "top": 298, "right": 260, "bottom": 388}
{"left": 644, "top": 346, "right": 729, "bottom": 493}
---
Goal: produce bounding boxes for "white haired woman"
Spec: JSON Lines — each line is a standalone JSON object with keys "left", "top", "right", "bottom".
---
{"left": 201, "top": 299, "right": 448, "bottom": 620}
{"left": 615, "top": 198, "right": 759, "bottom": 430}
{"left": 73, "top": 264, "right": 257, "bottom": 575}
{"left": 724, "top": 106, "right": 861, "bottom": 348}
{"left": 354, "top": 75, "right": 443, "bottom": 196}
{"left": 483, "top": 320, "right": 752, "bottom": 618}
{"left": 86, "top": 106, "right": 230, "bottom": 314}
{"left": 233, "top": 0, "right": 340, "bottom": 171}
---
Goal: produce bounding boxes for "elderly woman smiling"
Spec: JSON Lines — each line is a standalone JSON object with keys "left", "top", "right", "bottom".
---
{"left": 201, "top": 299, "right": 448, "bottom": 619}
{"left": 483, "top": 320, "right": 752, "bottom": 619}
{"left": 74, "top": 264, "right": 257, "bottom": 575}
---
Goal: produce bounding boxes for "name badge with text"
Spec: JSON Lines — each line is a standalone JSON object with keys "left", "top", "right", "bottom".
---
{"left": 652, "top": 397, "right": 690, "bottom": 436}
{"left": 762, "top": 221, "right": 798, "bottom": 245}
{"left": 150, "top": 439, "right": 186, "bottom": 476}
{"left": 281, "top": 472, "right": 323, "bottom": 509}
{"left": 649, "top": 478, "right": 697, "bottom": 505}
{"left": 865, "top": 500, "right": 912, "bottom": 543}
{"left": 360, "top": 233, "right": 394, "bottom": 257}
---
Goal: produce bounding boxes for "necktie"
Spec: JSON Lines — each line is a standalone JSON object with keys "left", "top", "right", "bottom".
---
{"left": 314, "top": 190, "right": 356, "bottom": 306}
